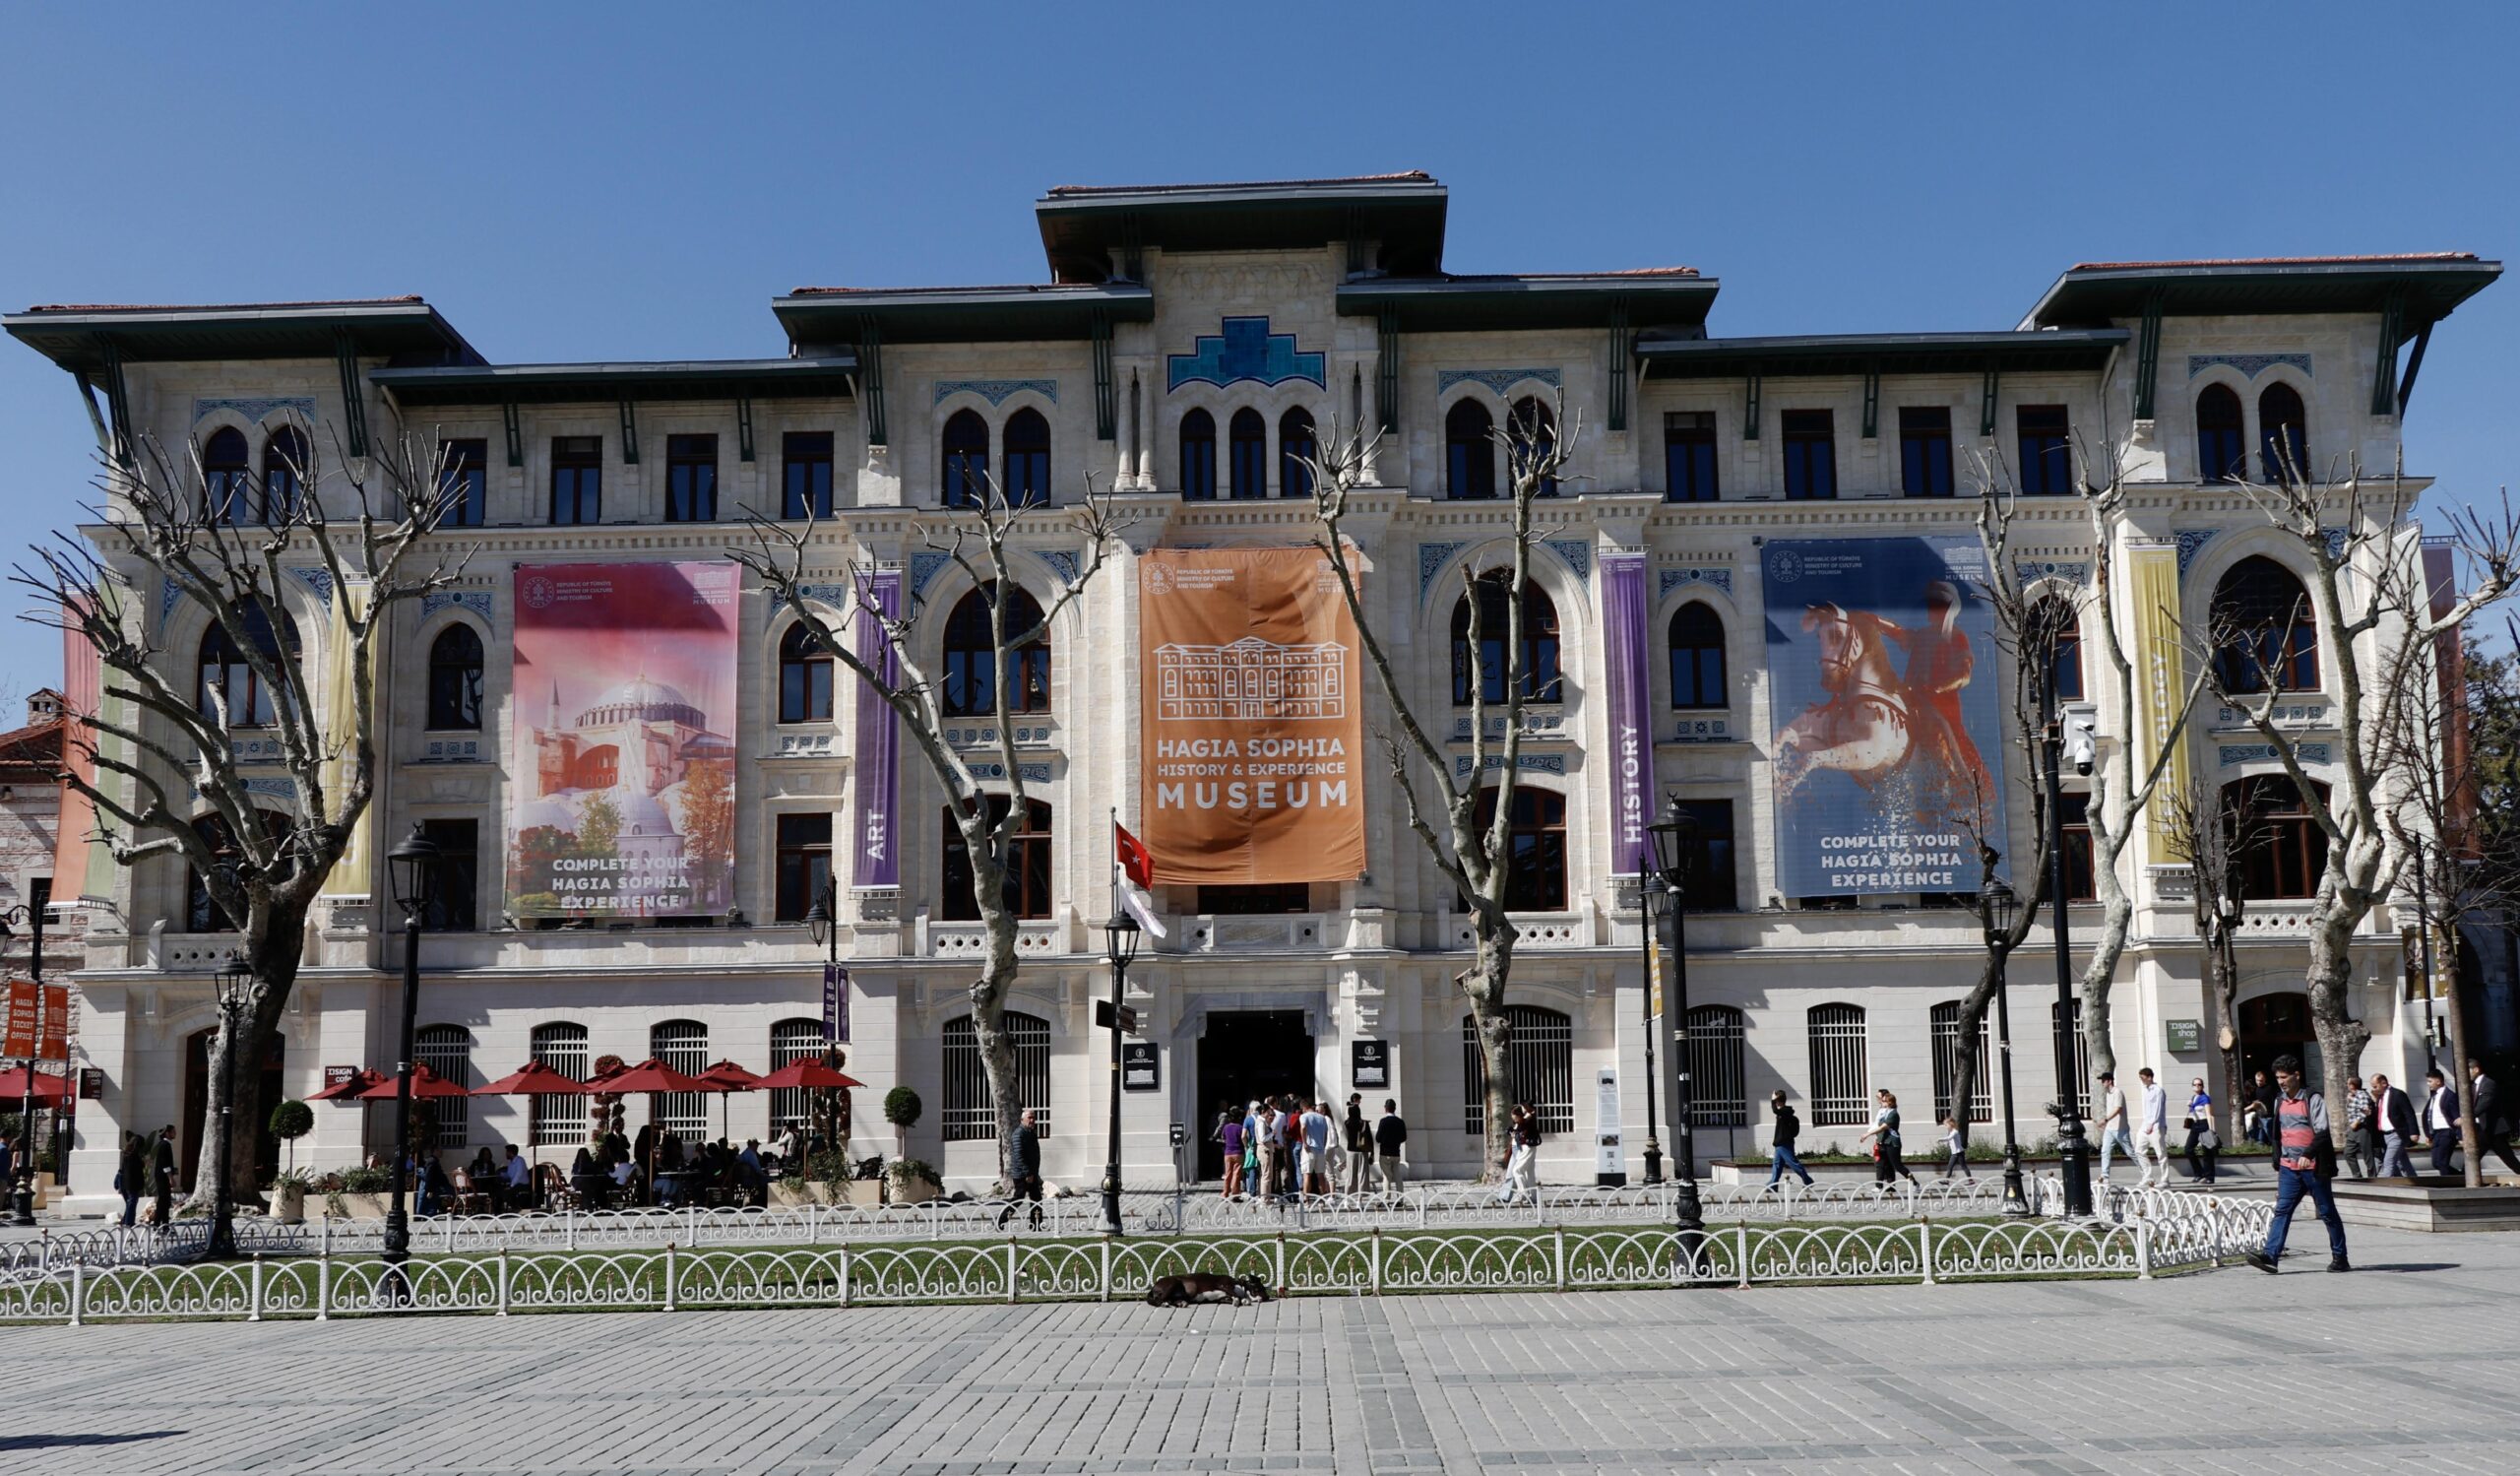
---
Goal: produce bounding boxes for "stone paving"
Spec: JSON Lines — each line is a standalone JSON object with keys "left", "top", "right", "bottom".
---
{"left": 0, "top": 1223, "right": 2510, "bottom": 1474}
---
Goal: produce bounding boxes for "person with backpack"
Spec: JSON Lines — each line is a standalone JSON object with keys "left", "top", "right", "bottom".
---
{"left": 2246, "top": 1053, "right": 2348, "bottom": 1274}
{"left": 1372, "top": 1100, "right": 1408, "bottom": 1191}
{"left": 1765, "top": 1089, "right": 1814, "bottom": 1189}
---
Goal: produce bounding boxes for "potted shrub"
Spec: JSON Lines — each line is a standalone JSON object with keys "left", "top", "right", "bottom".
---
{"left": 334, "top": 1164, "right": 394, "bottom": 1219}
{"left": 883, "top": 1086, "right": 921, "bottom": 1162}
{"left": 269, "top": 1100, "right": 313, "bottom": 1174}
{"left": 885, "top": 1157, "right": 942, "bottom": 1205}
{"left": 269, "top": 1169, "right": 313, "bottom": 1224}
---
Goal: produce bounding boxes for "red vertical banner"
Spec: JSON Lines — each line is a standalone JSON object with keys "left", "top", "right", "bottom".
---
{"left": 1, "top": 982, "right": 32, "bottom": 1059}
{"left": 38, "top": 986, "right": 69, "bottom": 1060}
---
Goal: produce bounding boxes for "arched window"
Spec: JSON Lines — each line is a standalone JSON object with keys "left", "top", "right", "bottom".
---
{"left": 1450, "top": 571, "right": 1562, "bottom": 705}
{"left": 1687, "top": 1004, "right": 1748, "bottom": 1127}
{"left": 1445, "top": 399, "right": 1496, "bottom": 500}
{"left": 528, "top": 1021, "right": 589, "bottom": 1147}
{"left": 262, "top": 426, "right": 308, "bottom": 524}
{"left": 1461, "top": 1004, "right": 1575, "bottom": 1134}
{"left": 778, "top": 622, "right": 834, "bottom": 724}
{"left": 425, "top": 624, "right": 484, "bottom": 732}
{"left": 940, "top": 409, "right": 989, "bottom": 508}
{"left": 2211, "top": 556, "right": 2318, "bottom": 692}
{"left": 1474, "top": 785, "right": 1567, "bottom": 912}
{"left": 1928, "top": 1000, "right": 1992, "bottom": 1124}
{"left": 185, "top": 809, "right": 286, "bottom": 932}
{"left": 2227, "top": 775, "right": 2329, "bottom": 900}
{"left": 1508, "top": 397, "right": 1558, "bottom": 498}
{"left": 941, "top": 797, "right": 1053, "bottom": 921}
{"left": 1002, "top": 407, "right": 1050, "bottom": 507}
{"left": 1279, "top": 407, "right": 1316, "bottom": 499}
{"left": 767, "top": 1017, "right": 827, "bottom": 1132}
{"left": 1178, "top": 409, "right": 1217, "bottom": 500}
{"left": 1228, "top": 408, "right": 1268, "bottom": 499}
{"left": 1668, "top": 603, "right": 1727, "bottom": 709}
{"left": 942, "top": 1010, "right": 1051, "bottom": 1140}
{"left": 202, "top": 427, "right": 251, "bottom": 524}
{"left": 414, "top": 1025, "right": 472, "bottom": 1147}
{"left": 2030, "top": 595, "right": 2083, "bottom": 703}
{"left": 196, "top": 603, "right": 300, "bottom": 727}
{"left": 2195, "top": 384, "right": 2244, "bottom": 482}
{"left": 1806, "top": 1003, "right": 1869, "bottom": 1125}
{"left": 649, "top": 1019, "right": 709, "bottom": 1140}
{"left": 941, "top": 586, "right": 1050, "bottom": 718}
{"left": 2259, "top": 382, "right": 2308, "bottom": 483}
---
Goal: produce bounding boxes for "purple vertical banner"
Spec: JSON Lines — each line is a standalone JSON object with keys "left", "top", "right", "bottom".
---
{"left": 1601, "top": 553, "right": 1655, "bottom": 876}
{"left": 822, "top": 963, "right": 850, "bottom": 1044}
{"left": 851, "top": 569, "right": 903, "bottom": 890}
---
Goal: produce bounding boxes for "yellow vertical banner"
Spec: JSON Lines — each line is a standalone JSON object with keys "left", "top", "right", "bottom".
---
{"left": 2127, "top": 545, "right": 2190, "bottom": 865}
{"left": 319, "top": 583, "right": 375, "bottom": 897}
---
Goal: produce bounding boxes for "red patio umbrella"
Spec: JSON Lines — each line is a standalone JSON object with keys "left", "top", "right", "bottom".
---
{"left": 750, "top": 1059, "right": 865, "bottom": 1092}
{"left": 354, "top": 1062, "right": 472, "bottom": 1099}
{"left": 472, "top": 1062, "right": 591, "bottom": 1097}
{"left": 697, "top": 1060, "right": 759, "bottom": 1138}
{"left": 308, "top": 1067, "right": 386, "bottom": 1102}
{"left": 0, "top": 1065, "right": 72, "bottom": 1104}
{"left": 590, "top": 1057, "right": 713, "bottom": 1095}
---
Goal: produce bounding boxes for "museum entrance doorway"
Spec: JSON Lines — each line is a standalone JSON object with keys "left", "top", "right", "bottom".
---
{"left": 1194, "top": 1010, "right": 1316, "bottom": 1181}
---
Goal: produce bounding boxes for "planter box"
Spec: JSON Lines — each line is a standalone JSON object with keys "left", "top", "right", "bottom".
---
{"left": 329, "top": 1191, "right": 390, "bottom": 1220}
{"left": 841, "top": 1179, "right": 884, "bottom": 1207}
{"left": 886, "top": 1176, "right": 942, "bottom": 1205}
{"left": 768, "top": 1181, "right": 826, "bottom": 1208}
{"left": 270, "top": 1187, "right": 307, "bottom": 1224}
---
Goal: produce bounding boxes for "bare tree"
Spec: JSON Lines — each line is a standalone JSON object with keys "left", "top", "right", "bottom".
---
{"left": 2194, "top": 443, "right": 2520, "bottom": 1151}
{"left": 1302, "top": 398, "right": 1579, "bottom": 1177}
{"left": 733, "top": 472, "right": 1123, "bottom": 1191}
{"left": 2158, "top": 774, "right": 2273, "bottom": 1139}
{"left": 13, "top": 423, "right": 464, "bottom": 1215}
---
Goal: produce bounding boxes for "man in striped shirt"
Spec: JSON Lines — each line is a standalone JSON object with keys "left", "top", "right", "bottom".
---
{"left": 2246, "top": 1054, "right": 2350, "bottom": 1274}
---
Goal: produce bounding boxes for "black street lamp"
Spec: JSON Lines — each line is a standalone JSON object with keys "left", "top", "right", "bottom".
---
{"left": 1636, "top": 869, "right": 1666, "bottom": 1187}
{"left": 0, "top": 898, "right": 50, "bottom": 1228}
{"left": 382, "top": 824, "right": 439, "bottom": 1294}
{"left": 1979, "top": 874, "right": 2031, "bottom": 1217}
{"left": 1646, "top": 799, "right": 1706, "bottom": 1260}
{"left": 2042, "top": 658, "right": 2096, "bottom": 1218}
{"left": 209, "top": 952, "right": 252, "bottom": 1256}
{"left": 1100, "top": 910, "right": 1142, "bottom": 1237}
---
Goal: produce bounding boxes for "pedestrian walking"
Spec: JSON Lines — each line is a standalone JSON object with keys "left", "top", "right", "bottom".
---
{"left": 994, "top": 1108, "right": 1046, "bottom": 1230}
{"left": 2424, "top": 1068, "right": 2461, "bottom": 1176}
{"left": 2467, "top": 1060, "right": 2520, "bottom": 1178}
{"left": 2094, "top": 1070, "right": 2135, "bottom": 1184}
{"left": 1936, "top": 1114, "right": 1974, "bottom": 1180}
{"left": 1859, "top": 1089, "right": 1919, "bottom": 1187}
{"left": 2371, "top": 1073, "right": 2418, "bottom": 1178}
{"left": 1765, "top": 1089, "right": 1814, "bottom": 1189}
{"left": 116, "top": 1130, "right": 147, "bottom": 1228}
{"left": 2134, "top": 1067, "right": 2172, "bottom": 1188}
{"left": 2342, "top": 1076, "right": 2376, "bottom": 1180}
{"left": 1492, "top": 1103, "right": 1542, "bottom": 1203}
{"left": 1373, "top": 1099, "right": 1408, "bottom": 1191}
{"left": 2181, "top": 1078, "right": 2220, "bottom": 1184}
{"left": 1218, "top": 1103, "right": 1245, "bottom": 1197}
{"left": 151, "top": 1125, "right": 176, "bottom": 1227}
{"left": 2245, "top": 1054, "right": 2349, "bottom": 1274}
{"left": 1344, "top": 1094, "right": 1374, "bottom": 1194}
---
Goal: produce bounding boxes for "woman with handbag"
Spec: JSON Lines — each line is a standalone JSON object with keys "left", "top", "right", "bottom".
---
{"left": 1858, "top": 1089, "right": 1920, "bottom": 1187}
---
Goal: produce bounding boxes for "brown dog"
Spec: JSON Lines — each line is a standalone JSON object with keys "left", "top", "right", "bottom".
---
{"left": 1145, "top": 1272, "right": 1272, "bottom": 1307}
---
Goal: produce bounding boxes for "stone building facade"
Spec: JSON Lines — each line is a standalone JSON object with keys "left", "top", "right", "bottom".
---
{"left": 7, "top": 174, "right": 2500, "bottom": 1206}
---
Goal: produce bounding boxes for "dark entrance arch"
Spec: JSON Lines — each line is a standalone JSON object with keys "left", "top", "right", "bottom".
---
{"left": 2238, "top": 991, "right": 2323, "bottom": 1087}
{"left": 1194, "top": 1010, "right": 1315, "bottom": 1181}
{"left": 183, "top": 1027, "right": 286, "bottom": 1192}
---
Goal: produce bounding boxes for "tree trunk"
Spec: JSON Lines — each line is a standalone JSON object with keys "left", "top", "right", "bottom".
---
{"left": 2443, "top": 926, "right": 2484, "bottom": 1187}
{"left": 2202, "top": 936, "right": 2247, "bottom": 1140}
{"left": 1465, "top": 923, "right": 1516, "bottom": 1181}
{"left": 184, "top": 915, "right": 306, "bottom": 1215}
{"left": 2077, "top": 890, "right": 2133, "bottom": 1086}
{"left": 2304, "top": 913, "right": 2372, "bottom": 1157}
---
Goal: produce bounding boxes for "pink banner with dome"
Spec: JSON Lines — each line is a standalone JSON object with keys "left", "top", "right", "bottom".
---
{"left": 506, "top": 561, "right": 741, "bottom": 921}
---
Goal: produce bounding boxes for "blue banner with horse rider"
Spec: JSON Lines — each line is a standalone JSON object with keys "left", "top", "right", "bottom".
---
{"left": 1762, "top": 536, "right": 2007, "bottom": 898}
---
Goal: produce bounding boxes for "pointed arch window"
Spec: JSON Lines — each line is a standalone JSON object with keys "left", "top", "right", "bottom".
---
{"left": 778, "top": 622, "right": 834, "bottom": 724}
{"left": 1445, "top": 399, "right": 1495, "bottom": 500}
{"left": 1279, "top": 407, "right": 1316, "bottom": 499}
{"left": 2259, "top": 382, "right": 2308, "bottom": 483}
{"left": 197, "top": 603, "right": 300, "bottom": 727}
{"left": 1002, "top": 407, "right": 1050, "bottom": 506}
{"left": 262, "top": 426, "right": 308, "bottom": 524}
{"left": 1450, "top": 571, "right": 1562, "bottom": 705}
{"left": 203, "top": 427, "right": 251, "bottom": 524}
{"left": 426, "top": 624, "right": 484, "bottom": 731}
{"left": 941, "top": 409, "right": 989, "bottom": 508}
{"left": 2030, "top": 595, "right": 2082, "bottom": 703}
{"left": 1509, "top": 397, "right": 1558, "bottom": 498}
{"left": 2196, "top": 384, "right": 2244, "bottom": 482}
{"left": 185, "top": 809, "right": 288, "bottom": 933}
{"left": 1228, "top": 408, "right": 1268, "bottom": 499}
{"left": 2211, "top": 556, "right": 2318, "bottom": 692}
{"left": 1178, "top": 409, "right": 1217, "bottom": 500}
{"left": 1668, "top": 602, "right": 1727, "bottom": 709}
{"left": 942, "top": 586, "right": 1049, "bottom": 717}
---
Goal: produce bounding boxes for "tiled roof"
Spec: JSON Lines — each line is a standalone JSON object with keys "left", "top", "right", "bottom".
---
{"left": 1044, "top": 171, "right": 1434, "bottom": 197}
{"left": 0, "top": 717, "right": 65, "bottom": 778}
{"left": 2066, "top": 254, "right": 2479, "bottom": 272}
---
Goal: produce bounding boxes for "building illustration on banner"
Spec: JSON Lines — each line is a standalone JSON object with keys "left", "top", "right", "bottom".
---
{"left": 1154, "top": 636, "right": 1348, "bottom": 722}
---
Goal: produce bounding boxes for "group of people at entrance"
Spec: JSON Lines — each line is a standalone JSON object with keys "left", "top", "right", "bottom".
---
{"left": 1216, "top": 1095, "right": 1409, "bottom": 1198}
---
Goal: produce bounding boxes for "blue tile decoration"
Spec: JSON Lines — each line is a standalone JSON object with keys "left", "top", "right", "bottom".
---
{"left": 422, "top": 738, "right": 483, "bottom": 763}
{"left": 2185, "top": 353, "right": 2311, "bottom": 380}
{"left": 2014, "top": 560, "right": 2092, "bottom": 587}
{"left": 794, "top": 583, "right": 852, "bottom": 609}
{"left": 2221, "top": 741, "right": 2331, "bottom": 766}
{"left": 933, "top": 379, "right": 1057, "bottom": 408}
{"left": 229, "top": 738, "right": 287, "bottom": 764}
{"left": 1437, "top": 368, "right": 1564, "bottom": 398}
{"left": 193, "top": 397, "right": 317, "bottom": 425}
{"left": 1670, "top": 716, "right": 1732, "bottom": 742}
{"left": 420, "top": 590, "right": 494, "bottom": 620}
{"left": 965, "top": 761, "right": 1055, "bottom": 784}
{"left": 909, "top": 552, "right": 951, "bottom": 600}
{"left": 1037, "top": 549, "right": 1081, "bottom": 588}
{"left": 1418, "top": 542, "right": 1468, "bottom": 604}
{"left": 159, "top": 576, "right": 183, "bottom": 624}
{"left": 1455, "top": 752, "right": 1567, "bottom": 779}
{"left": 1658, "top": 567, "right": 1734, "bottom": 601}
{"left": 2301, "top": 742, "right": 2331, "bottom": 763}
{"left": 2174, "top": 528, "right": 2220, "bottom": 578}
{"left": 288, "top": 566, "right": 336, "bottom": 609}
{"left": 240, "top": 776, "right": 296, "bottom": 801}
{"left": 2322, "top": 527, "right": 2348, "bottom": 563}
{"left": 1167, "top": 316, "right": 1325, "bottom": 392}
{"left": 1543, "top": 540, "right": 1592, "bottom": 585}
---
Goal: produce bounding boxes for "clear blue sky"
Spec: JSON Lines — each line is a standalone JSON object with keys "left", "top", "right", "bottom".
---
{"left": 4, "top": 4, "right": 2513, "bottom": 699}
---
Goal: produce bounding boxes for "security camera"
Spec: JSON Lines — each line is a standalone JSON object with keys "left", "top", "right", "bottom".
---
{"left": 2059, "top": 703, "right": 2100, "bottom": 777}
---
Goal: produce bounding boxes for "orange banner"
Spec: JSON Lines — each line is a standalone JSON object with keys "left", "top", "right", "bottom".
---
{"left": 1140, "top": 547, "right": 1364, "bottom": 884}
{"left": 38, "top": 986, "right": 67, "bottom": 1061}
{"left": 2, "top": 982, "right": 32, "bottom": 1060}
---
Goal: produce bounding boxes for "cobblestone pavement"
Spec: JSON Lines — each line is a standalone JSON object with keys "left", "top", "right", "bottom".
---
{"left": 0, "top": 1224, "right": 2509, "bottom": 1475}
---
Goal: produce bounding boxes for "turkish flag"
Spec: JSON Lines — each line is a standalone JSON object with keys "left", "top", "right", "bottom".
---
{"left": 1114, "top": 822, "right": 1155, "bottom": 889}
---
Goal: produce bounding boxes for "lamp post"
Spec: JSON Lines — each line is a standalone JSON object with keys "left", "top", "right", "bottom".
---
{"left": 1101, "top": 911, "right": 1142, "bottom": 1237}
{"left": 210, "top": 953, "right": 252, "bottom": 1257}
{"left": 1637, "top": 869, "right": 1666, "bottom": 1187}
{"left": 2043, "top": 660, "right": 2096, "bottom": 1218}
{"left": 1979, "top": 875, "right": 2031, "bottom": 1217}
{"left": 0, "top": 897, "right": 49, "bottom": 1227}
{"left": 1646, "top": 799, "right": 1705, "bottom": 1256}
{"left": 804, "top": 881, "right": 844, "bottom": 1147}
{"left": 382, "top": 824, "right": 439, "bottom": 1294}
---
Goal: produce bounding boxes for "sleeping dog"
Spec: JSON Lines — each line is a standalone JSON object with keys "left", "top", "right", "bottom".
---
{"left": 1145, "top": 1272, "right": 1273, "bottom": 1307}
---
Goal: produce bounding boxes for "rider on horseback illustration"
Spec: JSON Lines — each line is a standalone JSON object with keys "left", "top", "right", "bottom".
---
{"left": 1774, "top": 578, "right": 1989, "bottom": 828}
